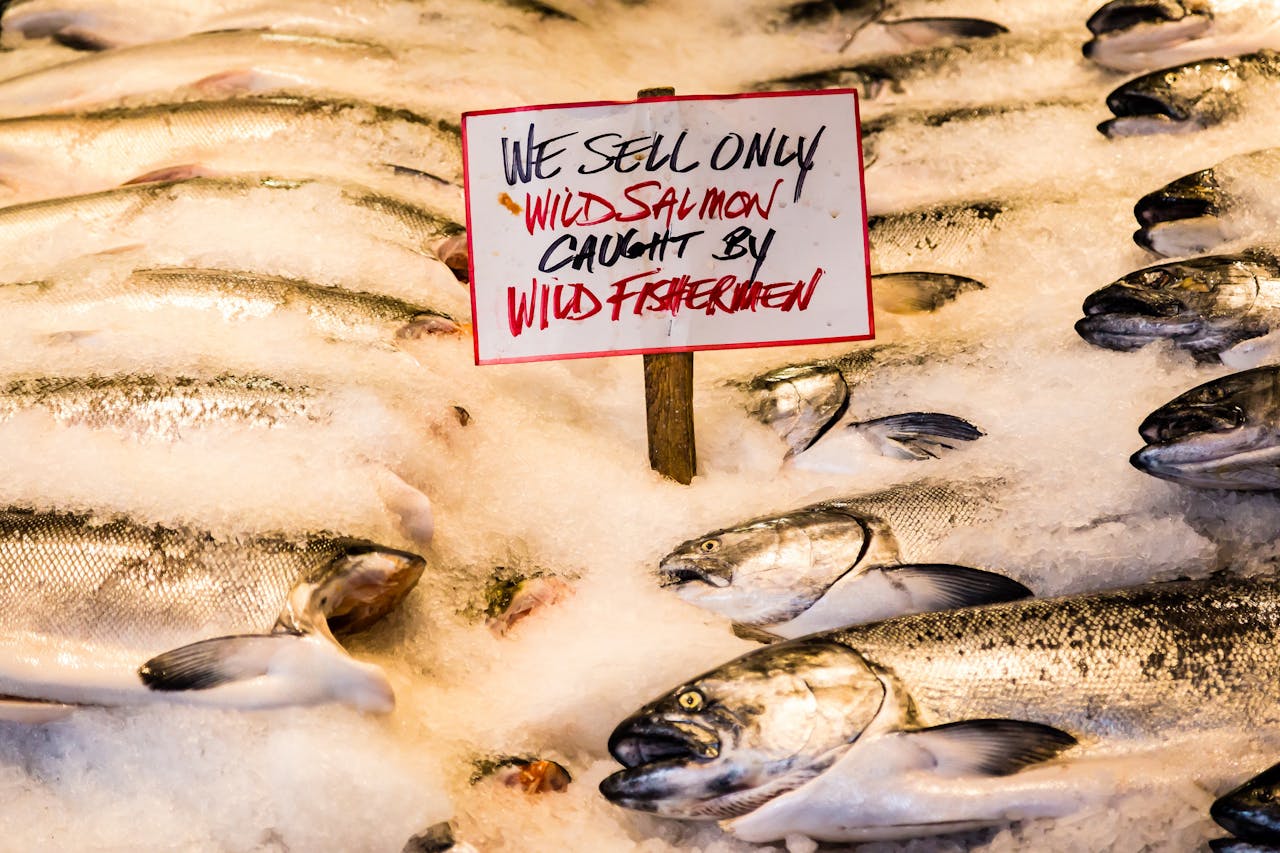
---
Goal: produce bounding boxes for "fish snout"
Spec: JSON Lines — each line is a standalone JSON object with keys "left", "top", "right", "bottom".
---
{"left": 1082, "top": 283, "right": 1186, "bottom": 318}
{"left": 657, "top": 555, "right": 732, "bottom": 589}
{"left": 1211, "top": 763, "right": 1280, "bottom": 843}
{"left": 1138, "top": 402, "right": 1245, "bottom": 444}
{"left": 608, "top": 716, "right": 721, "bottom": 769}
{"left": 1134, "top": 169, "right": 1220, "bottom": 227}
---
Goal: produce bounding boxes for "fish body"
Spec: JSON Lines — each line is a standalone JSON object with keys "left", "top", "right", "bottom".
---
{"left": 0, "top": 176, "right": 466, "bottom": 302}
{"left": 1099, "top": 50, "right": 1280, "bottom": 137}
{"left": 1134, "top": 148, "right": 1280, "bottom": 257}
{"left": 603, "top": 576, "right": 1280, "bottom": 841}
{"left": 1076, "top": 250, "right": 1280, "bottom": 360}
{"left": 0, "top": 95, "right": 462, "bottom": 204}
{"left": 1, "top": 267, "right": 462, "bottom": 345}
{"left": 0, "top": 30, "right": 404, "bottom": 117}
{"left": 1085, "top": 0, "right": 1280, "bottom": 73}
{"left": 658, "top": 478, "right": 1020, "bottom": 637}
{"left": 0, "top": 507, "right": 425, "bottom": 712}
{"left": 1132, "top": 364, "right": 1280, "bottom": 489}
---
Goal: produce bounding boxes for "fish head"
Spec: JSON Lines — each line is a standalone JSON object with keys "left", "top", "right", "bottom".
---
{"left": 658, "top": 507, "right": 871, "bottom": 627}
{"left": 743, "top": 364, "right": 850, "bottom": 455}
{"left": 1211, "top": 762, "right": 1280, "bottom": 843}
{"left": 1076, "top": 254, "right": 1272, "bottom": 358}
{"left": 1133, "top": 167, "right": 1228, "bottom": 255}
{"left": 599, "top": 639, "right": 882, "bottom": 819}
{"left": 297, "top": 540, "right": 427, "bottom": 635}
{"left": 1133, "top": 365, "right": 1280, "bottom": 488}
{"left": 1099, "top": 55, "right": 1243, "bottom": 137}
{"left": 1084, "top": 0, "right": 1213, "bottom": 71}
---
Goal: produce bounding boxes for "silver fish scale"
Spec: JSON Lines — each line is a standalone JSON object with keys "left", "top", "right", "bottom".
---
{"left": 0, "top": 509, "right": 351, "bottom": 649}
{"left": 832, "top": 577, "right": 1280, "bottom": 741}
{"left": 828, "top": 480, "right": 993, "bottom": 558}
{"left": 868, "top": 202, "right": 1006, "bottom": 270}
{"left": 0, "top": 374, "right": 323, "bottom": 439}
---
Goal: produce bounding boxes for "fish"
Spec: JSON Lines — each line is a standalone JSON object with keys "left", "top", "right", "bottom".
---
{"left": 1085, "top": 0, "right": 1280, "bottom": 73}
{"left": 470, "top": 755, "right": 573, "bottom": 793}
{"left": 1213, "top": 761, "right": 1280, "bottom": 847}
{"left": 1133, "top": 148, "right": 1280, "bottom": 257}
{"left": 0, "top": 267, "right": 464, "bottom": 347}
{"left": 0, "top": 30, "right": 408, "bottom": 117}
{"left": 1131, "top": 364, "right": 1280, "bottom": 489}
{"left": 0, "top": 506, "right": 425, "bottom": 713}
{"left": 1076, "top": 250, "right": 1280, "bottom": 360}
{"left": 657, "top": 478, "right": 1027, "bottom": 638}
{"left": 482, "top": 570, "right": 575, "bottom": 636}
{"left": 0, "top": 176, "right": 467, "bottom": 299}
{"left": 601, "top": 576, "right": 1280, "bottom": 842}
{"left": 790, "top": 411, "right": 984, "bottom": 471}
{"left": 1210, "top": 841, "right": 1280, "bottom": 852}
{"left": 869, "top": 199, "right": 1010, "bottom": 272}
{"left": 0, "top": 95, "right": 463, "bottom": 207}
{"left": 741, "top": 339, "right": 971, "bottom": 455}
{"left": 1098, "top": 50, "right": 1280, "bottom": 137}
{"left": 769, "top": 0, "right": 1007, "bottom": 57}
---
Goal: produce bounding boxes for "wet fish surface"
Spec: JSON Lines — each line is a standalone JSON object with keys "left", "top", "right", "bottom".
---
{"left": 1213, "top": 760, "right": 1280, "bottom": 847}
{"left": 0, "top": 507, "right": 425, "bottom": 712}
{"left": 1076, "top": 250, "right": 1280, "bottom": 360}
{"left": 1132, "top": 364, "right": 1280, "bottom": 489}
{"left": 1085, "top": 0, "right": 1280, "bottom": 73}
{"left": 658, "top": 478, "right": 1024, "bottom": 637}
{"left": 602, "top": 576, "right": 1280, "bottom": 841}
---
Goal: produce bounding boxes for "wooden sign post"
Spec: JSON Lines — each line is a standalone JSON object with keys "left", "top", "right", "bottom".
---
{"left": 637, "top": 87, "right": 696, "bottom": 485}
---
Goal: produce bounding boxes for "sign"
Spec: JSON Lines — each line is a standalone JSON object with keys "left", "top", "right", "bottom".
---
{"left": 461, "top": 90, "right": 871, "bottom": 365}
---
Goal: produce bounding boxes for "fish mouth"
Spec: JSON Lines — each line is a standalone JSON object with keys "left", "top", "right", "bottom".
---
{"left": 1138, "top": 402, "right": 1245, "bottom": 444}
{"left": 1076, "top": 287, "right": 1200, "bottom": 349}
{"left": 1084, "top": 1, "right": 1212, "bottom": 68}
{"left": 608, "top": 717, "right": 722, "bottom": 769}
{"left": 1103, "top": 88, "right": 1190, "bottom": 136}
{"left": 1135, "top": 170, "right": 1220, "bottom": 227}
{"left": 657, "top": 557, "right": 732, "bottom": 589}
{"left": 312, "top": 542, "right": 427, "bottom": 635}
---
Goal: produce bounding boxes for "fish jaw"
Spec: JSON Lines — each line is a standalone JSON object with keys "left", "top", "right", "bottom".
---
{"left": 657, "top": 509, "right": 871, "bottom": 627}
{"left": 1133, "top": 167, "right": 1230, "bottom": 255}
{"left": 1084, "top": 0, "right": 1214, "bottom": 72}
{"left": 1099, "top": 56, "right": 1242, "bottom": 137}
{"left": 1212, "top": 761, "right": 1280, "bottom": 843}
{"left": 600, "top": 640, "right": 881, "bottom": 820}
{"left": 743, "top": 363, "right": 850, "bottom": 456}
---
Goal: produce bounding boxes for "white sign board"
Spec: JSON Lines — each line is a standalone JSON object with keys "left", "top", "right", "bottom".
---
{"left": 461, "top": 90, "right": 871, "bottom": 365}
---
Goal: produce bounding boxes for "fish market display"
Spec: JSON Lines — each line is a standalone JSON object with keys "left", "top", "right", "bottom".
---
{"left": 602, "top": 576, "right": 1280, "bottom": 842}
{"left": 657, "top": 478, "right": 1029, "bottom": 637}
{"left": 0, "top": 508, "right": 424, "bottom": 712}
{"left": 1085, "top": 0, "right": 1280, "bottom": 73}
{"left": 2, "top": 0, "right": 1280, "bottom": 851}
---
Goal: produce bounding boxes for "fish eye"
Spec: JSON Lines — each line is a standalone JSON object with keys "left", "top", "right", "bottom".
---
{"left": 677, "top": 690, "right": 704, "bottom": 711}
{"left": 699, "top": 539, "right": 720, "bottom": 553}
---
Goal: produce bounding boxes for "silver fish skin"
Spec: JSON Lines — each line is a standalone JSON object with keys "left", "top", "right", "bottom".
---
{"left": 602, "top": 576, "right": 1280, "bottom": 841}
{"left": 869, "top": 199, "right": 1009, "bottom": 272}
{"left": 0, "top": 30, "right": 404, "bottom": 117}
{"left": 1132, "top": 364, "right": 1280, "bottom": 489}
{"left": 1085, "top": 0, "right": 1280, "bottom": 73}
{"left": 0, "top": 373, "right": 323, "bottom": 441}
{"left": 0, "top": 507, "right": 425, "bottom": 712}
{"left": 1, "top": 267, "right": 463, "bottom": 345}
{"left": 1213, "top": 761, "right": 1280, "bottom": 846}
{"left": 0, "top": 95, "right": 463, "bottom": 202}
{"left": 1099, "top": 50, "right": 1280, "bottom": 137}
{"left": 657, "top": 478, "right": 1019, "bottom": 637}
{"left": 1076, "top": 250, "right": 1280, "bottom": 360}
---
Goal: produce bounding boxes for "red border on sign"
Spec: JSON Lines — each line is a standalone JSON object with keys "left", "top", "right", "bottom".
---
{"left": 460, "top": 89, "right": 873, "bottom": 366}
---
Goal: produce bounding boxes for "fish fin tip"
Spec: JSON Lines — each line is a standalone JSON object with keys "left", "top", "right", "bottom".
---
{"left": 872, "top": 272, "right": 985, "bottom": 315}
{"left": 878, "top": 17, "right": 1008, "bottom": 47}
{"left": 730, "top": 622, "right": 782, "bottom": 644}
{"left": 853, "top": 413, "right": 984, "bottom": 459}
{"left": 907, "top": 719, "right": 1077, "bottom": 777}
{"left": 0, "top": 698, "right": 75, "bottom": 723}
{"left": 884, "top": 564, "right": 1032, "bottom": 609}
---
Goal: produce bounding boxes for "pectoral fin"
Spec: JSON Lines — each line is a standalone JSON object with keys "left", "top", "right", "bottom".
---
{"left": 882, "top": 564, "right": 1032, "bottom": 611}
{"left": 851, "top": 413, "right": 984, "bottom": 460}
{"left": 906, "top": 719, "right": 1077, "bottom": 777}
{"left": 138, "top": 633, "right": 394, "bottom": 712}
{"left": 731, "top": 622, "right": 783, "bottom": 644}
{"left": 876, "top": 17, "right": 1008, "bottom": 48}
